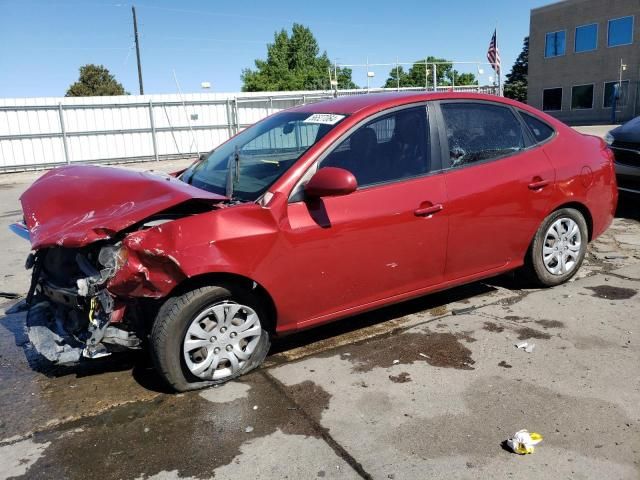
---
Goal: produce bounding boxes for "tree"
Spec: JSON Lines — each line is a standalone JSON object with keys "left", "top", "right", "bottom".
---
{"left": 503, "top": 37, "right": 529, "bottom": 102}
{"left": 383, "top": 57, "right": 476, "bottom": 88}
{"left": 241, "top": 24, "right": 357, "bottom": 91}
{"left": 66, "top": 64, "right": 127, "bottom": 96}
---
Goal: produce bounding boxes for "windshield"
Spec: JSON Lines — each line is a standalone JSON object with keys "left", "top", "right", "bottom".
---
{"left": 181, "top": 111, "right": 347, "bottom": 201}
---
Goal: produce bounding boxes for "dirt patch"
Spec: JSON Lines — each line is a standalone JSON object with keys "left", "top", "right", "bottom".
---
{"left": 586, "top": 285, "right": 637, "bottom": 300}
{"left": 389, "top": 372, "right": 412, "bottom": 383}
{"left": 483, "top": 322, "right": 504, "bottom": 333}
{"left": 516, "top": 327, "right": 551, "bottom": 340}
{"left": 284, "top": 380, "right": 332, "bottom": 423}
{"left": 498, "top": 360, "right": 512, "bottom": 369}
{"left": 535, "top": 319, "right": 565, "bottom": 329}
{"left": 343, "top": 331, "right": 475, "bottom": 372}
{"left": 455, "top": 331, "right": 477, "bottom": 343}
{"left": 504, "top": 315, "right": 523, "bottom": 322}
{"left": 428, "top": 305, "right": 447, "bottom": 316}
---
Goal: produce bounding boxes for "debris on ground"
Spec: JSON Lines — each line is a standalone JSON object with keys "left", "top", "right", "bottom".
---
{"left": 452, "top": 306, "right": 474, "bottom": 315}
{"left": 245, "top": 426, "right": 254, "bottom": 433}
{"left": 515, "top": 341, "right": 536, "bottom": 353}
{"left": 0, "top": 291, "right": 21, "bottom": 300}
{"left": 506, "top": 429, "right": 543, "bottom": 454}
{"left": 5, "top": 299, "right": 28, "bottom": 314}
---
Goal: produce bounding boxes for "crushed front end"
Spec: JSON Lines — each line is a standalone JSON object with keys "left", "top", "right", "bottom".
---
{"left": 10, "top": 164, "right": 228, "bottom": 366}
{"left": 23, "top": 241, "right": 143, "bottom": 364}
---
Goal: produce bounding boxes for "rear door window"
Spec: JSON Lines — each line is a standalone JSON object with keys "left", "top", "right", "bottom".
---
{"left": 520, "top": 112, "right": 555, "bottom": 143}
{"left": 440, "top": 102, "right": 525, "bottom": 168}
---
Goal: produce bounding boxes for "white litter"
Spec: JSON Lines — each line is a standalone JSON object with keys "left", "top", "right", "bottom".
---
{"left": 515, "top": 341, "right": 536, "bottom": 353}
{"left": 506, "top": 429, "right": 543, "bottom": 454}
{"left": 253, "top": 405, "right": 258, "bottom": 410}
{"left": 245, "top": 426, "right": 254, "bottom": 433}
{"left": 392, "top": 359, "right": 400, "bottom": 364}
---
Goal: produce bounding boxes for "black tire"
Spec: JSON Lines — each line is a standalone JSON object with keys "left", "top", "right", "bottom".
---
{"left": 150, "top": 284, "right": 271, "bottom": 392}
{"left": 523, "top": 208, "right": 588, "bottom": 287}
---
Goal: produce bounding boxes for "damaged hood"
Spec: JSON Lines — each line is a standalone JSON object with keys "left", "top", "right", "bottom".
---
{"left": 21, "top": 165, "right": 227, "bottom": 249}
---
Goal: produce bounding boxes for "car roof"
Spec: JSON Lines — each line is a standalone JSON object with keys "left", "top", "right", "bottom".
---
{"left": 292, "top": 92, "right": 522, "bottom": 115}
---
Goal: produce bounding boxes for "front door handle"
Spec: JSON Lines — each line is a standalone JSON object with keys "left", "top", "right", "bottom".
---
{"left": 528, "top": 179, "right": 551, "bottom": 190}
{"left": 414, "top": 203, "right": 444, "bottom": 217}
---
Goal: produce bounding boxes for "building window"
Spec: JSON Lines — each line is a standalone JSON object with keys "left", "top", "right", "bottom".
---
{"left": 542, "top": 88, "right": 563, "bottom": 111}
{"left": 571, "top": 84, "right": 594, "bottom": 109}
{"left": 575, "top": 23, "right": 598, "bottom": 52}
{"left": 608, "top": 16, "right": 634, "bottom": 47}
{"left": 545, "top": 31, "right": 566, "bottom": 57}
{"left": 604, "top": 81, "right": 630, "bottom": 108}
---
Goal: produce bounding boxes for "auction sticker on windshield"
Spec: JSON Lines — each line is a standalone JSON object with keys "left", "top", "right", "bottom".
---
{"left": 303, "top": 113, "right": 345, "bottom": 125}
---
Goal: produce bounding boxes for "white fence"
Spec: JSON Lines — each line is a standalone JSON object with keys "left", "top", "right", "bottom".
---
{"left": 0, "top": 85, "right": 499, "bottom": 172}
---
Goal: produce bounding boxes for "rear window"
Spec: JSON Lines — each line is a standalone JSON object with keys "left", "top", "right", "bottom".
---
{"left": 520, "top": 112, "right": 554, "bottom": 143}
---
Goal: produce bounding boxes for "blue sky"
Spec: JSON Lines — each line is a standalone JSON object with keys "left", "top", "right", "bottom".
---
{"left": 0, "top": 0, "right": 552, "bottom": 98}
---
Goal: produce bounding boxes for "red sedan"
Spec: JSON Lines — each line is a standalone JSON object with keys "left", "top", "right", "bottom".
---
{"left": 12, "top": 92, "right": 617, "bottom": 391}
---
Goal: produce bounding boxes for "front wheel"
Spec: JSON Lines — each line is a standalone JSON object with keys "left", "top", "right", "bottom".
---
{"left": 524, "top": 208, "right": 588, "bottom": 287}
{"left": 150, "top": 285, "right": 271, "bottom": 392}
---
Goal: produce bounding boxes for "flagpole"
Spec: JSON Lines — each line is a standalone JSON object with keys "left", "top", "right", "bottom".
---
{"left": 496, "top": 28, "right": 502, "bottom": 96}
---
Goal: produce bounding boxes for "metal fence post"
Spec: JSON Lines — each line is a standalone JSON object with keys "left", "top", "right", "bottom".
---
{"left": 233, "top": 97, "right": 239, "bottom": 134}
{"left": 225, "top": 99, "right": 234, "bottom": 138}
{"left": 58, "top": 103, "right": 70, "bottom": 164}
{"left": 148, "top": 99, "right": 159, "bottom": 162}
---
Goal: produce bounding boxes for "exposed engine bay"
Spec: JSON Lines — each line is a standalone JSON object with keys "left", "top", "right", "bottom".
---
{"left": 26, "top": 242, "right": 144, "bottom": 364}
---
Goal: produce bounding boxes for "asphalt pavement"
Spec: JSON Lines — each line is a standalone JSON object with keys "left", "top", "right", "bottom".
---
{"left": 0, "top": 159, "right": 638, "bottom": 479}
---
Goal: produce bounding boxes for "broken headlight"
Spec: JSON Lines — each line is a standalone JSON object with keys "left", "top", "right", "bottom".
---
{"left": 98, "top": 244, "right": 128, "bottom": 271}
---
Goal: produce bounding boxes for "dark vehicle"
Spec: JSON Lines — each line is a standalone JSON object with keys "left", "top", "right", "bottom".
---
{"left": 606, "top": 116, "right": 640, "bottom": 195}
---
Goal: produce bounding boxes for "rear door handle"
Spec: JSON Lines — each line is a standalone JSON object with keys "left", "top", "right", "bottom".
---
{"left": 528, "top": 179, "right": 551, "bottom": 190}
{"left": 414, "top": 203, "right": 444, "bottom": 217}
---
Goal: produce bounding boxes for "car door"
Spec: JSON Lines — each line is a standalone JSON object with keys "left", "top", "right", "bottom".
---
{"left": 281, "top": 105, "right": 448, "bottom": 326}
{"left": 435, "top": 101, "right": 556, "bottom": 281}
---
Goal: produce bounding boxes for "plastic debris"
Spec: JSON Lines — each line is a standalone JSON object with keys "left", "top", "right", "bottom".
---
{"left": 392, "top": 359, "right": 400, "bottom": 364}
{"left": 516, "top": 341, "right": 536, "bottom": 353}
{"left": 253, "top": 405, "right": 258, "bottom": 410}
{"left": 418, "top": 353, "right": 429, "bottom": 358}
{"left": 506, "top": 429, "right": 543, "bottom": 454}
{"left": 245, "top": 426, "right": 254, "bottom": 433}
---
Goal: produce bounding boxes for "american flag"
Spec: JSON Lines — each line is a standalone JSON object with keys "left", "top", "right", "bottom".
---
{"left": 487, "top": 29, "right": 501, "bottom": 74}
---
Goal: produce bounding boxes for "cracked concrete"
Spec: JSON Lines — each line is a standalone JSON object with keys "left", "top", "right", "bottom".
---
{"left": 0, "top": 168, "right": 639, "bottom": 479}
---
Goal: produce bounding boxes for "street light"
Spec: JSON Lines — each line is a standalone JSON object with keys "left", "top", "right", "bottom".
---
{"left": 367, "top": 71, "right": 375, "bottom": 92}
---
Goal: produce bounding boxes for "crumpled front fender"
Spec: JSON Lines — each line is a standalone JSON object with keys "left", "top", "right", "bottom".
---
{"left": 106, "top": 204, "right": 280, "bottom": 299}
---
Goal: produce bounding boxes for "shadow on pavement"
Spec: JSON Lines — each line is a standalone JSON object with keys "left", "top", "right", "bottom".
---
{"left": 616, "top": 193, "right": 639, "bottom": 220}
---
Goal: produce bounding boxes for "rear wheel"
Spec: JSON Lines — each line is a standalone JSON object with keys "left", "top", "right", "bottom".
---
{"left": 524, "top": 208, "right": 588, "bottom": 287}
{"left": 150, "top": 285, "right": 270, "bottom": 392}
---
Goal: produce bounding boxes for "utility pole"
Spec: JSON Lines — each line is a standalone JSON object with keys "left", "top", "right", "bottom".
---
{"left": 132, "top": 6, "right": 144, "bottom": 95}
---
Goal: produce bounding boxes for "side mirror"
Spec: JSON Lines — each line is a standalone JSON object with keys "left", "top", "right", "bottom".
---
{"left": 304, "top": 167, "right": 357, "bottom": 199}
